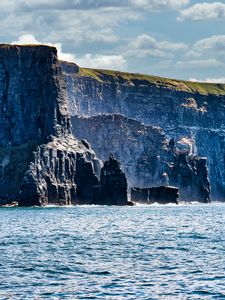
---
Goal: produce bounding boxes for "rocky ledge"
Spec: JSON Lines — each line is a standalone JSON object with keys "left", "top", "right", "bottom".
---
{"left": 131, "top": 186, "right": 179, "bottom": 205}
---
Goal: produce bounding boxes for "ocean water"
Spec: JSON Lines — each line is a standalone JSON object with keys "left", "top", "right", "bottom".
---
{"left": 1, "top": 204, "right": 225, "bottom": 300}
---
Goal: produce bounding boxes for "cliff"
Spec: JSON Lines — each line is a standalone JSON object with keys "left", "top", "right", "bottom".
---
{"left": 0, "top": 46, "right": 70, "bottom": 147}
{"left": 72, "top": 114, "right": 210, "bottom": 202}
{"left": 0, "top": 45, "right": 101, "bottom": 205}
{"left": 61, "top": 61, "right": 224, "bottom": 200}
{"left": 72, "top": 114, "right": 169, "bottom": 188}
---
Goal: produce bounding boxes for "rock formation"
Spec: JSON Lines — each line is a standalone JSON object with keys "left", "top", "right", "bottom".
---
{"left": 0, "top": 48, "right": 216, "bottom": 205}
{"left": 169, "top": 154, "right": 210, "bottom": 203}
{"left": 72, "top": 114, "right": 168, "bottom": 188}
{"left": 0, "top": 45, "right": 101, "bottom": 206}
{"left": 131, "top": 186, "right": 179, "bottom": 205}
{"left": 94, "top": 155, "right": 129, "bottom": 205}
{"left": 61, "top": 62, "right": 224, "bottom": 200}
{"left": 19, "top": 137, "right": 101, "bottom": 206}
{"left": 71, "top": 114, "right": 210, "bottom": 202}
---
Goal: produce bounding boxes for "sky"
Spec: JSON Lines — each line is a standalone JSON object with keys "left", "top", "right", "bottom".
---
{"left": 0, "top": 0, "right": 225, "bottom": 82}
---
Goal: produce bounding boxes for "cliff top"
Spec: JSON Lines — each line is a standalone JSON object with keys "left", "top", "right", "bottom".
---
{"left": 0, "top": 44, "right": 57, "bottom": 57}
{"left": 62, "top": 61, "right": 225, "bottom": 96}
{"left": 80, "top": 68, "right": 225, "bottom": 96}
{"left": 0, "top": 44, "right": 55, "bottom": 49}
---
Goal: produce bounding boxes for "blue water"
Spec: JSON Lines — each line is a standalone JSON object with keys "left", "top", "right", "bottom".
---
{"left": 1, "top": 204, "right": 225, "bottom": 299}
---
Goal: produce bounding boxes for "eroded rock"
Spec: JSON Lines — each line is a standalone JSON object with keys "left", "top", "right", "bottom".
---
{"left": 72, "top": 114, "right": 210, "bottom": 202}
{"left": 131, "top": 186, "right": 179, "bottom": 205}
{"left": 0, "top": 45, "right": 101, "bottom": 206}
{"left": 61, "top": 62, "right": 225, "bottom": 200}
{"left": 94, "top": 155, "right": 129, "bottom": 205}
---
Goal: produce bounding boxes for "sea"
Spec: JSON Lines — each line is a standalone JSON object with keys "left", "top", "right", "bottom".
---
{"left": 1, "top": 203, "right": 225, "bottom": 300}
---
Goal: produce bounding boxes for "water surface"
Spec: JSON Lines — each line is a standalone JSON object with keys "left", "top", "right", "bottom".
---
{"left": 1, "top": 203, "right": 225, "bottom": 299}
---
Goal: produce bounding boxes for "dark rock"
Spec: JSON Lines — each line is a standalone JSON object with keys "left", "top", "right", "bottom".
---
{"left": 169, "top": 154, "right": 210, "bottom": 203}
{"left": 94, "top": 155, "right": 129, "bottom": 205}
{"left": 0, "top": 194, "right": 18, "bottom": 206}
{"left": 71, "top": 114, "right": 171, "bottom": 188}
{"left": 0, "top": 45, "right": 102, "bottom": 206}
{"left": 81, "top": 139, "right": 90, "bottom": 150}
{"left": 59, "top": 60, "right": 79, "bottom": 74}
{"left": 19, "top": 137, "right": 101, "bottom": 206}
{"left": 169, "top": 138, "right": 176, "bottom": 152}
{"left": 0, "top": 45, "right": 70, "bottom": 147}
{"left": 0, "top": 48, "right": 215, "bottom": 205}
{"left": 61, "top": 62, "right": 225, "bottom": 200}
{"left": 71, "top": 114, "right": 210, "bottom": 203}
{"left": 131, "top": 186, "right": 179, "bottom": 205}
{"left": 74, "top": 153, "right": 99, "bottom": 204}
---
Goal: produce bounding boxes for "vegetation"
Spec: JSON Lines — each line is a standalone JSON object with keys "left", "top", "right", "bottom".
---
{"left": 76, "top": 67, "right": 225, "bottom": 96}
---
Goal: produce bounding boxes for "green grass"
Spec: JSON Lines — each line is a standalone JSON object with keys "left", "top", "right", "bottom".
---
{"left": 76, "top": 67, "right": 225, "bottom": 96}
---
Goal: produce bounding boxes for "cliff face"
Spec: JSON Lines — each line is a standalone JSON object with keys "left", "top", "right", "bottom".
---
{"left": 0, "top": 46, "right": 70, "bottom": 147}
{"left": 61, "top": 62, "right": 225, "bottom": 200}
{"left": 19, "top": 136, "right": 100, "bottom": 206}
{"left": 0, "top": 45, "right": 101, "bottom": 205}
{"left": 72, "top": 114, "right": 168, "bottom": 188}
{"left": 72, "top": 114, "right": 210, "bottom": 202}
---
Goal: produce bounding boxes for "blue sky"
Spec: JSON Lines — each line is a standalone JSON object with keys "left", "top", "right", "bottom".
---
{"left": 0, "top": 0, "right": 225, "bottom": 82}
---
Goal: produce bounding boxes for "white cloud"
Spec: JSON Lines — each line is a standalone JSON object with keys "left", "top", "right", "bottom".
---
{"left": 75, "top": 53, "right": 127, "bottom": 70}
{"left": 36, "top": 8, "right": 138, "bottom": 46}
{"left": 11, "top": 34, "right": 76, "bottom": 62}
{"left": 54, "top": 43, "right": 76, "bottom": 62}
{"left": 204, "top": 78, "right": 225, "bottom": 84}
{"left": 183, "top": 35, "right": 225, "bottom": 70}
{"left": 131, "top": 0, "right": 189, "bottom": 10}
{"left": 0, "top": 0, "right": 18, "bottom": 12}
{"left": 0, "top": 0, "right": 223, "bottom": 80}
{"left": 11, "top": 34, "right": 40, "bottom": 45}
{"left": 193, "top": 35, "right": 225, "bottom": 53}
{"left": 125, "top": 34, "right": 187, "bottom": 58}
{"left": 178, "top": 2, "right": 225, "bottom": 21}
{"left": 10, "top": 34, "right": 126, "bottom": 68}
{"left": 185, "top": 50, "right": 202, "bottom": 58}
{"left": 0, "top": 2, "right": 136, "bottom": 49}
{"left": 178, "top": 58, "right": 223, "bottom": 68}
{"left": 190, "top": 77, "right": 225, "bottom": 84}
{"left": 0, "top": 0, "right": 189, "bottom": 12}
{"left": 0, "top": 0, "right": 189, "bottom": 67}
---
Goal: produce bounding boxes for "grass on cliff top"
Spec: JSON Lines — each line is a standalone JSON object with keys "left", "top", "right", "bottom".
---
{"left": 77, "top": 68, "right": 225, "bottom": 96}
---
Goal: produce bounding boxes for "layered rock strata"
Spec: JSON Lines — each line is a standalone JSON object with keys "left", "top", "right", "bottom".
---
{"left": 72, "top": 114, "right": 210, "bottom": 202}
{"left": 61, "top": 62, "right": 225, "bottom": 200}
{"left": 19, "top": 137, "right": 100, "bottom": 206}
{"left": 0, "top": 45, "right": 101, "bottom": 206}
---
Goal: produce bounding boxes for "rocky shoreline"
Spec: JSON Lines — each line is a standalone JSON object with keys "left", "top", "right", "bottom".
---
{"left": 0, "top": 45, "right": 218, "bottom": 206}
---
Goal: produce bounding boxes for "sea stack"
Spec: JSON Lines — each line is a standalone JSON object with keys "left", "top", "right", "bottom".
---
{"left": 94, "top": 155, "right": 129, "bottom": 205}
